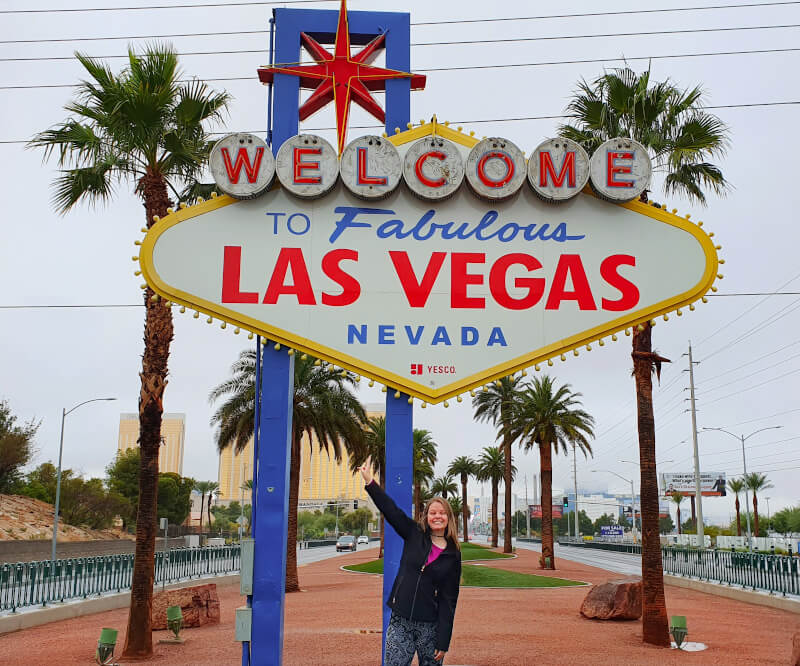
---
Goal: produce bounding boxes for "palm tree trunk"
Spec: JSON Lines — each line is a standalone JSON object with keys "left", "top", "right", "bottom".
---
{"left": 285, "top": 429, "right": 302, "bottom": 592}
{"left": 677, "top": 507, "right": 681, "bottom": 535}
{"left": 690, "top": 495, "right": 696, "bottom": 531}
{"left": 735, "top": 496, "right": 741, "bottom": 536}
{"left": 198, "top": 494, "right": 205, "bottom": 534}
{"left": 122, "top": 169, "right": 173, "bottom": 660}
{"left": 502, "top": 407, "right": 513, "bottom": 554}
{"left": 207, "top": 493, "right": 213, "bottom": 535}
{"left": 632, "top": 322, "right": 670, "bottom": 647}
{"left": 414, "top": 481, "right": 420, "bottom": 520}
{"left": 461, "top": 475, "right": 469, "bottom": 543}
{"left": 491, "top": 480, "right": 498, "bottom": 548}
{"left": 753, "top": 493, "right": 759, "bottom": 536}
{"left": 540, "top": 442, "right": 555, "bottom": 570}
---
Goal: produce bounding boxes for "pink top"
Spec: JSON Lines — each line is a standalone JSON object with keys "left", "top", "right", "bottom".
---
{"left": 425, "top": 543, "right": 444, "bottom": 566}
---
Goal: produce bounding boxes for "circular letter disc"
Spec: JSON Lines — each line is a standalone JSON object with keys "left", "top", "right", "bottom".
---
{"left": 465, "top": 137, "right": 526, "bottom": 201}
{"left": 209, "top": 133, "right": 275, "bottom": 200}
{"left": 527, "top": 137, "right": 590, "bottom": 203}
{"left": 275, "top": 134, "right": 339, "bottom": 199}
{"left": 589, "top": 137, "right": 652, "bottom": 203}
{"left": 340, "top": 135, "right": 402, "bottom": 200}
{"left": 403, "top": 136, "right": 464, "bottom": 201}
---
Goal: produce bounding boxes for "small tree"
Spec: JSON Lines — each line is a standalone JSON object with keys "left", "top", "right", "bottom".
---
{"left": 727, "top": 477, "right": 745, "bottom": 537}
{"left": 671, "top": 492, "right": 684, "bottom": 534}
{"left": 744, "top": 473, "right": 773, "bottom": 537}
{"left": 0, "top": 401, "right": 39, "bottom": 493}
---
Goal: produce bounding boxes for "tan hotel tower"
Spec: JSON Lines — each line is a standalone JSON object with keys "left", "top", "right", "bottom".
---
{"left": 217, "top": 404, "right": 384, "bottom": 509}
{"left": 117, "top": 413, "right": 186, "bottom": 475}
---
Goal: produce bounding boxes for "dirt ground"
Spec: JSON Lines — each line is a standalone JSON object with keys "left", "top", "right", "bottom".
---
{"left": 1, "top": 545, "right": 797, "bottom": 665}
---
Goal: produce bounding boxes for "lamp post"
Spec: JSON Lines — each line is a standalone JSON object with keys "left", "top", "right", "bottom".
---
{"left": 619, "top": 459, "right": 674, "bottom": 540}
{"left": 702, "top": 425, "right": 782, "bottom": 552}
{"left": 51, "top": 397, "right": 116, "bottom": 565}
{"left": 591, "top": 469, "right": 636, "bottom": 543}
{"left": 765, "top": 496, "right": 771, "bottom": 533}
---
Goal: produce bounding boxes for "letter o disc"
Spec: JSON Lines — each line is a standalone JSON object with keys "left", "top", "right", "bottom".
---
{"left": 589, "top": 137, "right": 652, "bottom": 203}
{"left": 209, "top": 133, "right": 275, "bottom": 200}
{"left": 275, "top": 134, "right": 339, "bottom": 199}
{"left": 465, "top": 137, "right": 526, "bottom": 201}
{"left": 403, "top": 137, "right": 464, "bottom": 201}
{"left": 527, "top": 138, "right": 590, "bottom": 203}
{"left": 340, "top": 135, "right": 402, "bottom": 200}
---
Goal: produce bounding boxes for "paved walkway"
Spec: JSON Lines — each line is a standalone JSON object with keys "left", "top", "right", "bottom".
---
{"left": 1, "top": 544, "right": 797, "bottom": 664}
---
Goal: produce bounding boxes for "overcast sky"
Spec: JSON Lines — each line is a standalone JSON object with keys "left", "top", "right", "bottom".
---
{"left": 1, "top": 0, "right": 799, "bottom": 527}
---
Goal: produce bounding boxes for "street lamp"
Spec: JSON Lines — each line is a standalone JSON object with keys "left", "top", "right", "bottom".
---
{"left": 591, "top": 469, "right": 637, "bottom": 543}
{"left": 702, "top": 425, "right": 782, "bottom": 552}
{"left": 52, "top": 397, "right": 116, "bottom": 565}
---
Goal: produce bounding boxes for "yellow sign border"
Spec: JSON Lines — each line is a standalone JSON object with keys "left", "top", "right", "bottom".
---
{"left": 139, "top": 120, "right": 720, "bottom": 404}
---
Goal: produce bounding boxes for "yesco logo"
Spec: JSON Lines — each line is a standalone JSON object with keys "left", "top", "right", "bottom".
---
{"left": 410, "top": 363, "right": 423, "bottom": 375}
{"left": 410, "top": 363, "right": 457, "bottom": 376}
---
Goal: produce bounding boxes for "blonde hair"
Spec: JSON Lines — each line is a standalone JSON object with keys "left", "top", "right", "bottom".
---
{"left": 418, "top": 497, "right": 461, "bottom": 551}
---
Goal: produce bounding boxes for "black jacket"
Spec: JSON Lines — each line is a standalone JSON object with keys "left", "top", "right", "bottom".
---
{"left": 366, "top": 481, "right": 461, "bottom": 652}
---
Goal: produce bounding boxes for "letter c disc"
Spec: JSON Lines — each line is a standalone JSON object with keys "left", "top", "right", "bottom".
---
{"left": 403, "top": 136, "right": 465, "bottom": 201}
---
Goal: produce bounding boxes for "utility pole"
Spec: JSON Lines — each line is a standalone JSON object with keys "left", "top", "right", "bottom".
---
{"left": 572, "top": 443, "right": 579, "bottom": 538}
{"left": 524, "top": 474, "right": 530, "bottom": 538}
{"left": 686, "top": 342, "right": 705, "bottom": 548}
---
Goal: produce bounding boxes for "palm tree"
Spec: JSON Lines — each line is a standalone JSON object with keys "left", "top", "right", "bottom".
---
{"left": 506, "top": 376, "right": 594, "bottom": 570}
{"left": 447, "top": 456, "right": 476, "bottom": 543}
{"left": 206, "top": 481, "right": 219, "bottom": 534}
{"left": 413, "top": 429, "right": 438, "bottom": 518}
{"left": 29, "top": 46, "right": 229, "bottom": 659}
{"left": 210, "top": 351, "right": 366, "bottom": 592}
{"left": 473, "top": 376, "right": 525, "bottom": 553}
{"left": 671, "top": 492, "right": 684, "bottom": 535}
{"left": 559, "top": 66, "right": 729, "bottom": 648}
{"left": 448, "top": 495, "right": 464, "bottom": 524}
{"left": 431, "top": 474, "right": 458, "bottom": 500}
{"left": 744, "top": 473, "right": 773, "bottom": 536}
{"left": 727, "top": 477, "right": 745, "bottom": 537}
{"left": 350, "top": 416, "right": 386, "bottom": 555}
{"left": 193, "top": 480, "right": 216, "bottom": 533}
{"left": 475, "top": 446, "right": 514, "bottom": 548}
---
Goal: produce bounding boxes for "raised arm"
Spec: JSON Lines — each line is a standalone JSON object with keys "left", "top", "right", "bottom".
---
{"left": 360, "top": 457, "right": 417, "bottom": 540}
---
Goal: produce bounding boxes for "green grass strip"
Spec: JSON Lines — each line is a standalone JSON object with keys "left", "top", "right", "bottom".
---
{"left": 459, "top": 542, "right": 514, "bottom": 560}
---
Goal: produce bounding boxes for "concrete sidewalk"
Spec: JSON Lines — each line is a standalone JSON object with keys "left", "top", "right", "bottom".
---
{"left": 0, "top": 545, "right": 797, "bottom": 664}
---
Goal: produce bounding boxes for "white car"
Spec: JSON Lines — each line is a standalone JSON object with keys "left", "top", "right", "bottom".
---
{"left": 357, "top": 535, "right": 369, "bottom": 545}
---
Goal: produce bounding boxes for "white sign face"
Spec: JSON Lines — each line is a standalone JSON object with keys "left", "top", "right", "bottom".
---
{"left": 141, "top": 175, "right": 717, "bottom": 403}
{"left": 209, "top": 133, "right": 275, "bottom": 200}
{"left": 661, "top": 472, "right": 728, "bottom": 497}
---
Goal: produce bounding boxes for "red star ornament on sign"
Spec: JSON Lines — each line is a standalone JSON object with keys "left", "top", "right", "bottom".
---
{"left": 257, "top": 0, "right": 427, "bottom": 154}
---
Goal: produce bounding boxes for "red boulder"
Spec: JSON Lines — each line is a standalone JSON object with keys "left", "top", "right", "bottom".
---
{"left": 580, "top": 577, "right": 642, "bottom": 621}
{"left": 151, "top": 583, "right": 220, "bottom": 630}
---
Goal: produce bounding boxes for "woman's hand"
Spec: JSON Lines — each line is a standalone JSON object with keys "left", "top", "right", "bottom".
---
{"left": 359, "top": 456, "right": 373, "bottom": 485}
{"left": 434, "top": 650, "right": 446, "bottom": 662}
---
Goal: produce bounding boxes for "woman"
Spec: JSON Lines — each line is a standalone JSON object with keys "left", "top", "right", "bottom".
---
{"left": 360, "top": 456, "right": 462, "bottom": 665}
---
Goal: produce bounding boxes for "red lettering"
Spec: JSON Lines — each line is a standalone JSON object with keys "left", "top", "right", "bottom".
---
{"left": 414, "top": 151, "right": 447, "bottom": 188}
{"left": 477, "top": 151, "right": 514, "bottom": 188}
{"left": 607, "top": 151, "right": 634, "bottom": 188}
{"left": 221, "top": 147, "right": 265, "bottom": 184}
{"left": 221, "top": 246, "right": 259, "bottom": 303}
{"left": 293, "top": 147, "right": 322, "bottom": 184}
{"left": 489, "top": 253, "right": 544, "bottom": 310}
{"left": 389, "top": 251, "right": 446, "bottom": 307}
{"left": 357, "top": 147, "right": 387, "bottom": 186}
{"left": 539, "top": 151, "right": 576, "bottom": 188}
{"left": 601, "top": 254, "right": 639, "bottom": 310}
{"left": 545, "top": 255, "right": 597, "bottom": 310}
{"left": 451, "top": 253, "right": 485, "bottom": 308}
{"left": 263, "top": 248, "right": 316, "bottom": 305}
{"left": 321, "top": 249, "right": 361, "bottom": 306}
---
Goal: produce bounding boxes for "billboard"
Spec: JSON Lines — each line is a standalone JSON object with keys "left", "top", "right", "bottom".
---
{"left": 600, "top": 525, "right": 624, "bottom": 536}
{"left": 139, "top": 122, "right": 719, "bottom": 404}
{"left": 661, "top": 472, "right": 727, "bottom": 497}
{"left": 529, "top": 504, "right": 563, "bottom": 519}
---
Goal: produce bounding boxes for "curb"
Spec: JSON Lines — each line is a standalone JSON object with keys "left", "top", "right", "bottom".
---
{"left": 663, "top": 574, "right": 800, "bottom": 614}
{"left": 0, "top": 573, "right": 241, "bottom": 635}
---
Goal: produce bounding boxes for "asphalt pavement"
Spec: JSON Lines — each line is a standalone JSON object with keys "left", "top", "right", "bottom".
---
{"left": 298, "top": 540, "right": 378, "bottom": 566}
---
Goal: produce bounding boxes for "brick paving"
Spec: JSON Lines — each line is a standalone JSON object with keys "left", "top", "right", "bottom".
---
{"left": 1, "top": 545, "right": 797, "bottom": 664}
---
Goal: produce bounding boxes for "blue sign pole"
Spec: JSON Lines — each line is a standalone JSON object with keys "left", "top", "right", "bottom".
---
{"left": 250, "top": 343, "right": 294, "bottom": 665}
{"left": 383, "top": 393, "right": 413, "bottom": 665}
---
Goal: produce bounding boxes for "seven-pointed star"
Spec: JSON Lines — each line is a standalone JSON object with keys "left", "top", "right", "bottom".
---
{"left": 257, "top": 0, "right": 426, "bottom": 154}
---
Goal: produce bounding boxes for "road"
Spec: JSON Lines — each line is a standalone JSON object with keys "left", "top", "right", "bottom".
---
{"left": 298, "top": 540, "right": 378, "bottom": 566}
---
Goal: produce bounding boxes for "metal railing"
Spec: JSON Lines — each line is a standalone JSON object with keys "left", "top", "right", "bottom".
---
{"left": 0, "top": 545, "right": 240, "bottom": 613}
{"left": 558, "top": 537, "right": 642, "bottom": 554}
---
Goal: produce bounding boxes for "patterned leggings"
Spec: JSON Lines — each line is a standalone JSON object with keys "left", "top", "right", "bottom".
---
{"left": 384, "top": 612, "right": 441, "bottom": 666}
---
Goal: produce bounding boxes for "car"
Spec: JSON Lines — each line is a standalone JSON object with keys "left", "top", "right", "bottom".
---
{"left": 357, "top": 535, "right": 369, "bottom": 545}
{"left": 336, "top": 535, "right": 357, "bottom": 552}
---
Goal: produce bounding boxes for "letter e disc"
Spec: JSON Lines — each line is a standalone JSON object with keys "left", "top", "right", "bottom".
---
{"left": 276, "top": 134, "right": 339, "bottom": 199}
{"left": 340, "top": 135, "right": 402, "bottom": 200}
{"left": 403, "top": 136, "right": 465, "bottom": 201}
{"left": 528, "top": 138, "right": 590, "bottom": 203}
{"left": 209, "top": 133, "right": 275, "bottom": 200}
{"left": 589, "top": 137, "right": 652, "bottom": 203}
{"left": 466, "top": 137, "right": 526, "bottom": 201}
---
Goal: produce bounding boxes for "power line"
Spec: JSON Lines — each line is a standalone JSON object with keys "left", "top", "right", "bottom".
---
{"left": 2, "top": 1, "right": 798, "bottom": 16}
{"left": 700, "top": 350, "right": 800, "bottom": 394}
{"left": 0, "top": 304, "right": 143, "bottom": 309}
{"left": 731, "top": 407, "right": 800, "bottom": 427}
{"left": 698, "top": 339, "right": 800, "bottom": 384}
{"left": 3, "top": 21, "right": 799, "bottom": 47}
{"left": 702, "top": 366, "right": 799, "bottom": 407}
